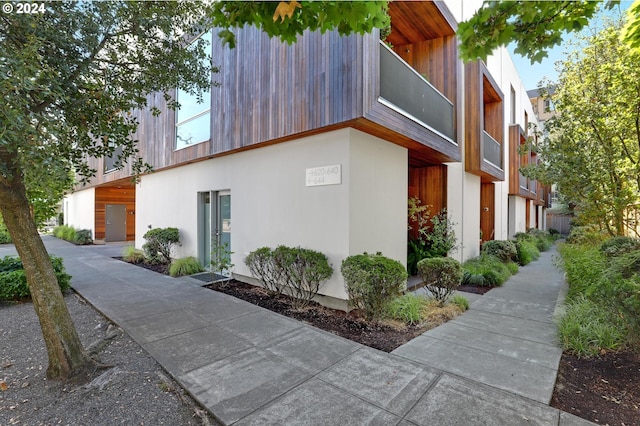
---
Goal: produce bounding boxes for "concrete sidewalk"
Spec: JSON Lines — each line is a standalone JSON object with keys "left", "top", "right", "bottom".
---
{"left": 1, "top": 237, "right": 593, "bottom": 425}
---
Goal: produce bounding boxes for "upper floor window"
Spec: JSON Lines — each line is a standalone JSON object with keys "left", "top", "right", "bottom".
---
{"left": 543, "top": 98, "right": 555, "bottom": 113}
{"left": 176, "top": 31, "right": 212, "bottom": 150}
{"left": 104, "top": 144, "right": 124, "bottom": 173}
{"left": 510, "top": 86, "right": 516, "bottom": 124}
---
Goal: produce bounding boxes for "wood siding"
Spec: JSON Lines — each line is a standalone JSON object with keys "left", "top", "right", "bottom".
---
{"left": 408, "top": 165, "right": 447, "bottom": 240}
{"left": 508, "top": 124, "right": 529, "bottom": 196}
{"left": 464, "top": 61, "right": 504, "bottom": 182}
{"left": 94, "top": 186, "right": 135, "bottom": 241}
{"left": 80, "top": 1, "right": 462, "bottom": 189}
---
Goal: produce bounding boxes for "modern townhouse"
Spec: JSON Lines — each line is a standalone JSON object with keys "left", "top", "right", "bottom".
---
{"left": 63, "top": 0, "right": 549, "bottom": 308}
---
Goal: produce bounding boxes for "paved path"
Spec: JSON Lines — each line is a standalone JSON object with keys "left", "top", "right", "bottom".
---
{"left": 1, "top": 238, "right": 593, "bottom": 425}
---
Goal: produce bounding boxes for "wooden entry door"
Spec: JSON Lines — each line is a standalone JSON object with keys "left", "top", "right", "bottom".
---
{"left": 480, "top": 183, "right": 495, "bottom": 242}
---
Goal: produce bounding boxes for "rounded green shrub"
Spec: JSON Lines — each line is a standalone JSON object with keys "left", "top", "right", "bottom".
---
{"left": 341, "top": 252, "right": 407, "bottom": 320}
{"left": 417, "top": 257, "right": 463, "bottom": 305}
{"left": 143, "top": 227, "right": 180, "bottom": 264}
{"left": 599, "top": 236, "right": 640, "bottom": 260}
{"left": 566, "top": 225, "right": 608, "bottom": 245}
{"left": 169, "top": 256, "right": 205, "bottom": 277}
{"left": 0, "top": 255, "right": 71, "bottom": 301}
{"left": 73, "top": 229, "right": 93, "bottom": 245}
{"left": 481, "top": 240, "right": 517, "bottom": 263}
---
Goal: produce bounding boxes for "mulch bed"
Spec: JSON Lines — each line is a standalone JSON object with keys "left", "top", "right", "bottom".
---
{"left": 205, "top": 280, "right": 431, "bottom": 352}
{"left": 551, "top": 350, "right": 640, "bottom": 425}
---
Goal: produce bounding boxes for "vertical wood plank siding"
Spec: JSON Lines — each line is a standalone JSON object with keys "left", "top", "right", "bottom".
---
{"left": 81, "top": 1, "right": 463, "bottom": 188}
{"left": 464, "top": 60, "right": 504, "bottom": 182}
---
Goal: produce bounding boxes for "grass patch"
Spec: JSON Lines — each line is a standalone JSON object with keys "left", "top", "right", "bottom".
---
{"left": 387, "top": 293, "right": 426, "bottom": 325}
{"left": 558, "top": 297, "right": 626, "bottom": 357}
{"left": 462, "top": 254, "right": 512, "bottom": 287}
{"left": 169, "top": 256, "right": 205, "bottom": 277}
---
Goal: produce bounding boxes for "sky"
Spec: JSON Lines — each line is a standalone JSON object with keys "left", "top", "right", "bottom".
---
{"left": 508, "top": 1, "right": 634, "bottom": 91}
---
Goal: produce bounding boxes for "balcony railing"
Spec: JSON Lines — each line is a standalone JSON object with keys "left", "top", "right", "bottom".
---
{"left": 482, "top": 131, "right": 502, "bottom": 169}
{"left": 379, "top": 42, "right": 455, "bottom": 141}
{"left": 519, "top": 172, "right": 528, "bottom": 190}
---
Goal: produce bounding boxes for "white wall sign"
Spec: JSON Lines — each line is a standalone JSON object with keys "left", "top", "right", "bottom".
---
{"left": 306, "top": 164, "right": 342, "bottom": 187}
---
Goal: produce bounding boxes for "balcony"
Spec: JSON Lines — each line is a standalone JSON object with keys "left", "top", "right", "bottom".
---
{"left": 482, "top": 131, "right": 502, "bottom": 169}
{"left": 379, "top": 42, "right": 455, "bottom": 142}
{"left": 519, "top": 172, "right": 528, "bottom": 190}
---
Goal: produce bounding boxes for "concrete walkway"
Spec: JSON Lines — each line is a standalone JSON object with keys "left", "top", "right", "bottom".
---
{"left": 0, "top": 237, "right": 593, "bottom": 425}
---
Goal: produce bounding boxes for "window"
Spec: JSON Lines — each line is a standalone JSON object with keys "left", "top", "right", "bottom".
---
{"left": 104, "top": 144, "right": 124, "bottom": 173}
{"left": 510, "top": 86, "right": 516, "bottom": 124}
{"left": 176, "top": 31, "right": 212, "bottom": 150}
{"left": 543, "top": 98, "right": 555, "bottom": 112}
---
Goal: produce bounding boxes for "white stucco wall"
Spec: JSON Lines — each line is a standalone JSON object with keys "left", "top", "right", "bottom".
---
{"left": 508, "top": 195, "right": 528, "bottom": 238}
{"left": 135, "top": 128, "right": 407, "bottom": 302}
{"left": 63, "top": 188, "right": 95, "bottom": 238}
{"left": 447, "top": 162, "right": 482, "bottom": 262}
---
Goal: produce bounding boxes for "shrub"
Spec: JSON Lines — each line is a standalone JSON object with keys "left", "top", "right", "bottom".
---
{"left": 566, "top": 225, "right": 608, "bottom": 245}
{"left": 462, "top": 255, "right": 512, "bottom": 287}
{"left": 527, "top": 229, "right": 553, "bottom": 251}
{"left": 52, "top": 225, "right": 93, "bottom": 245}
{"left": 169, "top": 256, "right": 205, "bottom": 277}
{"left": 506, "top": 261, "right": 519, "bottom": 275}
{"left": 603, "top": 249, "right": 640, "bottom": 280}
{"left": 245, "top": 245, "right": 332, "bottom": 309}
{"left": 558, "top": 243, "right": 605, "bottom": 299}
{"left": 0, "top": 255, "right": 71, "bottom": 301}
{"left": 407, "top": 240, "right": 435, "bottom": 276}
{"left": 62, "top": 225, "right": 76, "bottom": 241}
{"left": 73, "top": 229, "right": 93, "bottom": 245}
{"left": 122, "top": 246, "right": 146, "bottom": 264}
{"left": 422, "top": 209, "right": 458, "bottom": 257}
{"left": 387, "top": 293, "right": 426, "bottom": 325}
{"left": 273, "top": 246, "right": 333, "bottom": 309}
{"left": 245, "top": 247, "right": 283, "bottom": 294}
{"left": 599, "top": 236, "right": 640, "bottom": 260}
{"left": 557, "top": 297, "right": 626, "bottom": 357}
{"left": 417, "top": 257, "right": 463, "bottom": 305}
{"left": 53, "top": 225, "right": 74, "bottom": 240}
{"left": 143, "top": 227, "right": 180, "bottom": 264}
{"left": 210, "top": 241, "right": 234, "bottom": 278}
{"left": 341, "top": 252, "right": 407, "bottom": 320}
{"left": 481, "top": 240, "right": 517, "bottom": 263}
{"left": 548, "top": 228, "right": 560, "bottom": 236}
{"left": 0, "top": 228, "right": 11, "bottom": 244}
{"left": 514, "top": 240, "right": 540, "bottom": 266}
{"left": 449, "top": 294, "right": 469, "bottom": 311}
{"left": 0, "top": 218, "right": 11, "bottom": 244}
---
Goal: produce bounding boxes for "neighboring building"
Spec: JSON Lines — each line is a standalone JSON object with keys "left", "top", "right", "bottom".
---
{"left": 527, "top": 87, "right": 556, "bottom": 127}
{"left": 64, "top": 1, "right": 548, "bottom": 308}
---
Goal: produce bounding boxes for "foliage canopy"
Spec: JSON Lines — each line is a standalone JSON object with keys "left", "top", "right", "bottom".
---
{"left": 458, "top": 1, "right": 638, "bottom": 63}
{"left": 524, "top": 23, "right": 640, "bottom": 236}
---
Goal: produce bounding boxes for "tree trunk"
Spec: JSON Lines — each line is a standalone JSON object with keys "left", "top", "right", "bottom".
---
{"left": 0, "top": 167, "right": 94, "bottom": 380}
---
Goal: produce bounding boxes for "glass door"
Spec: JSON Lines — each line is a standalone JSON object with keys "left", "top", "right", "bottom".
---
{"left": 198, "top": 191, "right": 231, "bottom": 270}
